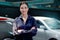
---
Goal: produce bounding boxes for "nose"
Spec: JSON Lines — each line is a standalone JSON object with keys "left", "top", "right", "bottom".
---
{"left": 23, "top": 8, "right": 26, "bottom": 11}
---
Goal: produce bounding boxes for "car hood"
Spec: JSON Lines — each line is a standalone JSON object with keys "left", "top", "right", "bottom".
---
{"left": 49, "top": 29, "right": 60, "bottom": 35}
{"left": 54, "top": 29, "right": 60, "bottom": 32}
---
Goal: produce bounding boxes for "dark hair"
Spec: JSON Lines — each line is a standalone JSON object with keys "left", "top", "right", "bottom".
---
{"left": 20, "top": 1, "right": 29, "bottom": 7}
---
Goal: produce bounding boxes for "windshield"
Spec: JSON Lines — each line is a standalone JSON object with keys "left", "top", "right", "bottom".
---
{"left": 44, "top": 18, "right": 60, "bottom": 29}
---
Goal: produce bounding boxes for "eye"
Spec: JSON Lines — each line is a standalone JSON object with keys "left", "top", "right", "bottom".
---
{"left": 25, "top": 7, "right": 28, "bottom": 9}
{"left": 25, "top": 7, "right": 27, "bottom": 9}
{"left": 21, "top": 7, "right": 23, "bottom": 9}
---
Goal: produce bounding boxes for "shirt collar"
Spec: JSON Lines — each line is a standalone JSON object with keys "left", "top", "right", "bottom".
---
{"left": 19, "top": 15, "right": 31, "bottom": 19}
{"left": 19, "top": 15, "right": 22, "bottom": 19}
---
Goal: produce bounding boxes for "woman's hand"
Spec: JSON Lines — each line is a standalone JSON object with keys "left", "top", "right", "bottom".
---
{"left": 16, "top": 27, "right": 36, "bottom": 34}
{"left": 17, "top": 29, "right": 24, "bottom": 33}
{"left": 31, "top": 26, "right": 35, "bottom": 30}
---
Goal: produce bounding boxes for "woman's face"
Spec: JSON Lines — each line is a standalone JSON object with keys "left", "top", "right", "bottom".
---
{"left": 20, "top": 4, "right": 29, "bottom": 15}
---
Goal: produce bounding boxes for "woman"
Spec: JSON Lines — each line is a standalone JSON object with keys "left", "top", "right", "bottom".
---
{"left": 13, "top": 1, "right": 37, "bottom": 40}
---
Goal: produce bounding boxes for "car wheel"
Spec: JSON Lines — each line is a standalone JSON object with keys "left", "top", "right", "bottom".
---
{"left": 49, "top": 38, "right": 57, "bottom": 40}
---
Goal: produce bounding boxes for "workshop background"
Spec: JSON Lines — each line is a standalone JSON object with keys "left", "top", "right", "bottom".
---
{"left": 0, "top": 0, "right": 60, "bottom": 20}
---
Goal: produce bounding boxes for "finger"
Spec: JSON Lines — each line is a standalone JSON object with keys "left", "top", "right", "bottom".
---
{"left": 31, "top": 27, "right": 35, "bottom": 30}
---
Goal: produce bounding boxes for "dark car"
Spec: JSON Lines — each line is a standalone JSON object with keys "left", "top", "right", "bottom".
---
{"left": 0, "top": 17, "right": 14, "bottom": 40}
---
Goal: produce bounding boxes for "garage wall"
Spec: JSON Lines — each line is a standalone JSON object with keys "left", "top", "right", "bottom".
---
{"left": 0, "top": 6, "right": 60, "bottom": 20}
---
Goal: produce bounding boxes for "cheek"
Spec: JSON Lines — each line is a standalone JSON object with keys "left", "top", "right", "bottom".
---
{"left": 20, "top": 9, "right": 23, "bottom": 12}
{"left": 25, "top": 9, "right": 28, "bottom": 12}
{"left": 26, "top": 8, "right": 29, "bottom": 11}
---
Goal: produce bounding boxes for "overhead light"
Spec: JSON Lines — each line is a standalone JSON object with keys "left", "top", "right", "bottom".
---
{"left": 31, "top": 5, "right": 38, "bottom": 8}
{"left": 45, "top": 5, "right": 51, "bottom": 8}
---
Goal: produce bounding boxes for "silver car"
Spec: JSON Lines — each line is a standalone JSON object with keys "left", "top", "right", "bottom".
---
{"left": 33, "top": 17, "right": 60, "bottom": 40}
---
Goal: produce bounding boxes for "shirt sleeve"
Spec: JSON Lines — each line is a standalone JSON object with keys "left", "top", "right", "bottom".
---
{"left": 12, "top": 18, "right": 18, "bottom": 35}
{"left": 32, "top": 18, "right": 37, "bottom": 27}
{"left": 30, "top": 18, "right": 37, "bottom": 36}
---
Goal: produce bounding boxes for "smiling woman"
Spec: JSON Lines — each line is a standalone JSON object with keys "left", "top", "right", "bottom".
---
{"left": 13, "top": 1, "right": 37, "bottom": 40}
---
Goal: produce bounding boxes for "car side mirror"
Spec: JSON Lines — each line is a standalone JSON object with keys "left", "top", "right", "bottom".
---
{"left": 40, "top": 25, "right": 47, "bottom": 30}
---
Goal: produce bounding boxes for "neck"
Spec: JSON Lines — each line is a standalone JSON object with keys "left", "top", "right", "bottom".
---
{"left": 21, "top": 14, "right": 28, "bottom": 18}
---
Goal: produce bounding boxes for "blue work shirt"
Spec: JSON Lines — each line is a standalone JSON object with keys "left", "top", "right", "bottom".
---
{"left": 14, "top": 15, "right": 37, "bottom": 36}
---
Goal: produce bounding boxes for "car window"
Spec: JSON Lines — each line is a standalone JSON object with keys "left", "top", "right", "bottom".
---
{"left": 36, "top": 20, "right": 44, "bottom": 28}
{"left": 44, "top": 18, "right": 60, "bottom": 29}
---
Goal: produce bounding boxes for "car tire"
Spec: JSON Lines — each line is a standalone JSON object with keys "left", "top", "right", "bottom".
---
{"left": 49, "top": 38, "right": 57, "bottom": 40}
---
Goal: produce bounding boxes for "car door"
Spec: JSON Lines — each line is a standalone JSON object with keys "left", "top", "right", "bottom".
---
{"left": 33, "top": 20, "right": 47, "bottom": 40}
{"left": 0, "top": 21, "right": 12, "bottom": 40}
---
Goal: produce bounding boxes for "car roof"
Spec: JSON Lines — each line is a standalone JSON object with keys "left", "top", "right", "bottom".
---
{"left": 33, "top": 16, "right": 54, "bottom": 20}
